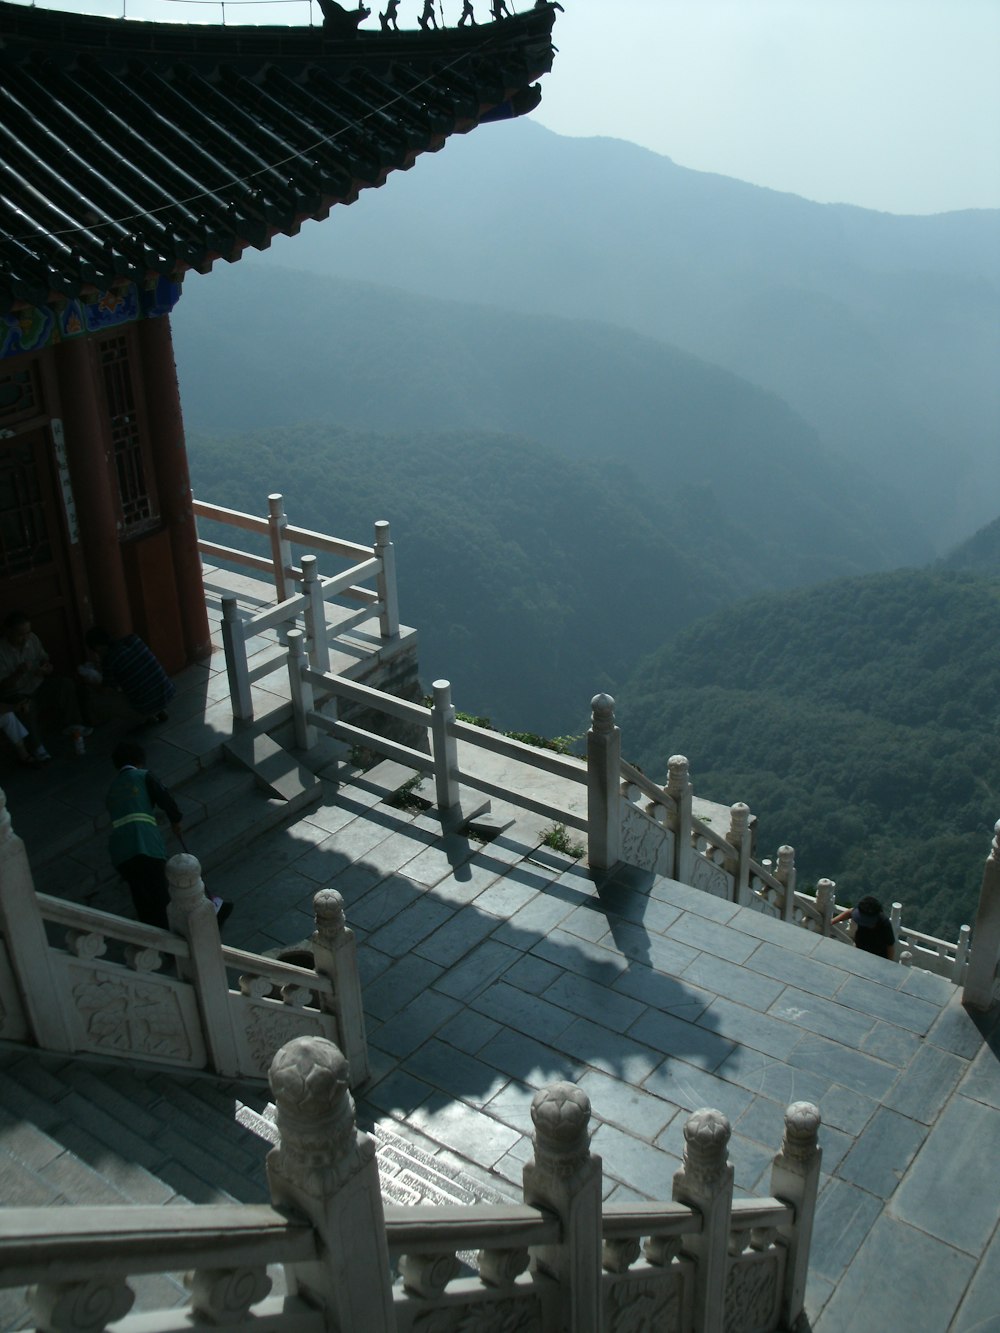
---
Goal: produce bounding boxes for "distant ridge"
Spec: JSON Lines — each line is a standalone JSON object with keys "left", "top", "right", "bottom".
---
{"left": 233, "top": 118, "right": 999, "bottom": 551}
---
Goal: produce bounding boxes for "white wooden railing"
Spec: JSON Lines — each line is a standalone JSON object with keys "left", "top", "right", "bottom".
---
{"left": 286, "top": 629, "right": 591, "bottom": 835}
{"left": 0, "top": 790, "right": 368, "bottom": 1084}
{"left": 195, "top": 500, "right": 988, "bottom": 993}
{"left": 194, "top": 493, "right": 400, "bottom": 722}
{"left": 0, "top": 1034, "right": 824, "bottom": 1333}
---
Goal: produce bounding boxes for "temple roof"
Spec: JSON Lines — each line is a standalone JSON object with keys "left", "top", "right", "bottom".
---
{"left": 0, "top": 1, "right": 557, "bottom": 314}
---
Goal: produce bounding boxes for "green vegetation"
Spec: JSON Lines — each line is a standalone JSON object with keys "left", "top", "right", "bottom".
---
{"left": 620, "top": 568, "right": 1000, "bottom": 939}
{"left": 189, "top": 421, "right": 736, "bottom": 735}
{"left": 542, "top": 823, "right": 586, "bottom": 859}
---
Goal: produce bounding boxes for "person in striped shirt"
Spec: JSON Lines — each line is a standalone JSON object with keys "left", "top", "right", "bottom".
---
{"left": 85, "top": 627, "right": 175, "bottom": 726}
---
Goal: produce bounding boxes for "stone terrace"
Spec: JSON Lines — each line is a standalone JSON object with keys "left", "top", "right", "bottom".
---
{"left": 1, "top": 576, "right": 999, "bottom": 1332}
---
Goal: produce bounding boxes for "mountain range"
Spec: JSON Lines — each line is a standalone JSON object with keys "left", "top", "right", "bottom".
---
{"left": 239, "top": 118, "right": 1000, "bottom": 551}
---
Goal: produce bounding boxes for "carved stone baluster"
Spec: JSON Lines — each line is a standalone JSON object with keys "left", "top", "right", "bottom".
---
{"left": 815, "top": 878, "right": 836, "bottom": 935}
{"left": 726, "top": 802, "right": 752, "bottom": 905}
{"left": 522, "top": 1082, "right": 602, "bottom": 1333}
{"left": 65, "top": 931, "right": 107, "bottom": 960}
{"left": 186, "top": 1265, "right": 271, "bottom": 1322}
{"left": 602, "top": 1235, "right": 641, "bottom": 1273}
{"left": 238, "top": 975, "right": 272, "bottom": 998}
{"left": 0, "top": 788, "right": 73, "bottom": 1051}
{"left": 769, "top": 1101, "right": 822, "bottom": 1330}
{"left": 667, "top": 755, "right": 693, "bottom": 884}
{"left": 167, "top": 852, "right": 240, "bottom": 1077}
{"left": 587, "top": 692, "right": 620, "bottom": 872}
{"left": 398, "top": 1251, "right": 461, "bottom": 1298}
{"left": 311, "top": 888, "right": 368, "bottom": 1085}
{"left": 266, "top": 1035, "right": 394, "bottom": 1331}
{"left": 774, "top": 845, "right": 796, "bottom": 922}
{"left": 644, "top": 1233, "right": 683, "bottom": 1267}
{"left": 123, "top": 943, "right": 163, "bottom": 972}
{"left": 28, "top": 1276, "right": 134, "bottom": 1332}
{"left": 478, "top": 1247, "right": 531, "bottom": 1287}
{"left": 672, "top": 1108, "right": 734, "bottom": 1333}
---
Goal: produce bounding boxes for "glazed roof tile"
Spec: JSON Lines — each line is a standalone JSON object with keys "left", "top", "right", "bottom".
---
{"left": 0, "top": 1, "right": 557, "bottom": 312}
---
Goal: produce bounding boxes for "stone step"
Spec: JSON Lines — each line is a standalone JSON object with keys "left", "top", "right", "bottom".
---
{"left": 223, "top": 731, "right": 321, "bottom": 804}
{"left": 0, "top": 1044, "right": 516, "bottom": 1331}
{"left": 29, "top": 739, "right": 322, "bottom": 910}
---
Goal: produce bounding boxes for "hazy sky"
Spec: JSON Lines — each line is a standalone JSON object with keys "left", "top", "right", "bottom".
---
{"left": 532, "top": 0, "right": 1000, "bottom": 215}
{"left": 20, "top": 0, "right": 1000, "bottom": 215}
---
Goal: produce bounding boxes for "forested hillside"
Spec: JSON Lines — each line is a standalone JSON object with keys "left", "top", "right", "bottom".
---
{"left": 244, "top": 118, "right": 1000, "bottom": 549}
{"left": 174, "top": 262, "right": 924, "bottom": 586}
{"left": 618, "top": 568, "right": 1000, "bottom": 938}
{"left": 189, "top": 423, "right": 741, "bottom": 731}
{"left": 940, "top": 517, "right": 1000, "bottom": 577}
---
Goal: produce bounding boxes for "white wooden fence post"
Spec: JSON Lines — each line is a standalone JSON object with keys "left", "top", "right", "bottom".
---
{"left": 221, "top": 594, "right": 253, "bottom": 722}
{"left": 672, "top": 1108, "right": 734, "bottom": 1333}
{"left": 301, "top": 554, "right": 330, "bottom": 674}
{"left": 166, "top": 853, "right": 240, "bottom": 1078}
{"left": 964, "top": 819, "right": 1000, "bottom": 1011}
{"left": 726, "top": 802, "right": 752, "bottom": 905}
{"left": 0, "top": 789, "right": 74, "bottom": 1051}
{"left": 374, "top": 520, "right": 399, "bottom": 640}
{"left": 770, "top": 1102, "right": 822, "bottom": 1330}
{"left": 522, "top": 1083, "right": 603, "bottom": 1333}
{"left": 267, "top": 1036, "right": 395, "bottom": 1331}
{"left": 268, "top": 492, "right": 292, "bottom": 602}
{"left": 311, "top": 889, "right": 369, "bottom": 1087}
{"left": 776, "top": 845, "right": 797, "bottom": 923}
{"left": 286, "top": 628, "right": 316, "bottom": 751}
{"left": 668, "top": 755, "right": 693, "bottom": 885}
{"left": 431, "top": 679, "right": 460, "bottom": 814}
{"left": 587, "top": 693, "right": 621, "bottom": 873}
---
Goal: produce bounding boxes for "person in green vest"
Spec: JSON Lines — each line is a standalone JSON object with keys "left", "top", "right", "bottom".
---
{"left": 107, "top": 740, "right": 182, "bottom": 929}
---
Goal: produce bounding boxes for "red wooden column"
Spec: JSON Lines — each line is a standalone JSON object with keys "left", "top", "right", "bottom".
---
{"left": 52, "top": 336, "right": 131, "bottom": 637}
{"left": 135, "top": 314, "right": 212, "bottom": 663}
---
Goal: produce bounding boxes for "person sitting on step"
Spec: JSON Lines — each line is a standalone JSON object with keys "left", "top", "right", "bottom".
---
{"left": 0, "top": 610, "right": 91, "bottom": 759}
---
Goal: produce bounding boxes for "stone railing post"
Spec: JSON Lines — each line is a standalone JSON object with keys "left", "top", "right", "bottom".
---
{"left": 302, "top": 554, "right": 330, "bottom": 674}
{"left": 0, "top": 789, "right": 73, "bottom": 1051}
{"left": 815, "top": 878, "right": 836, "bottom": 935}
{"left": 587, "top": 693, "right": 621, "bottom": 873}
{"left": 267, "top": 1036, "right": 394, "bottom": 1331}
{"left": 672, "top": 1109, "right": 734, "bottom": 1333}
{"left": 167, "top": 853, "right": 240, "bottom": 1077}
{"left": 286, "top": 628, "right": 316, "bottom": 751}
{"left": 522, "top": 1083, "right": 602, "bottom": 1332}
{"left": 769, "top": 1102, "right": 822, "bottom": 1329}
{"left": 726, "top": 802, "right": 752, "bottom": 905}
{"left": 268, "top": 492, "right": 292, "bottom": 602}
{"left": 964, "top": 819, "right": 1000, "bottom": 1011}
{"left": 374, "top": 520, "right": 400, "bottom": 640}
{"left": 667, "top": 755, "right": 693, "bottom": 885}
{"left": 953, "top": 924, "right": 972, "bottom": 985}
{"left": 221, "top": 594, "right": 253, "bottom": 722}
{"left": 311, "top": 889, "right": 369, "bottom": 1087}
{"left": 775, "top": 846, "right": 796, "bottom": 922}
{"left": 431, "top": 679, "right": 460, "bottom": 814}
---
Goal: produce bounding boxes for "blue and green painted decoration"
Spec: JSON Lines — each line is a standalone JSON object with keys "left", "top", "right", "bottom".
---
{"left": 1, "top": 276, "right": 181, "bottom": 361}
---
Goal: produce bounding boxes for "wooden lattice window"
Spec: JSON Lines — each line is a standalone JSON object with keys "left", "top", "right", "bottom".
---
{"left": 100, "top": 333, "right": 155, "bottom": 535}
{"left": 0, "top": 363, "right": 41, "bottom": 426}
{"left": 0, "top": 437, "right": 52, "bottom": 578}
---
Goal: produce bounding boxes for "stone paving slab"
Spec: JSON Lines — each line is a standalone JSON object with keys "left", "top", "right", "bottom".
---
{"left": 4, "top": 607, "right": 999, "bottom": 1333}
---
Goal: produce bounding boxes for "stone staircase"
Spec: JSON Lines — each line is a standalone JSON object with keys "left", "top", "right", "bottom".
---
{"left": 0, "top": 1041, "right": 514, "bottom": 1331}
{"left": 22, "top": 730, "right": 324, "bottom": 914}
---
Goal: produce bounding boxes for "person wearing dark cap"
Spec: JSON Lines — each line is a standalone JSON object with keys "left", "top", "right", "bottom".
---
{"left": 832, "top": 895, "right": 895, "bottom": 959}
